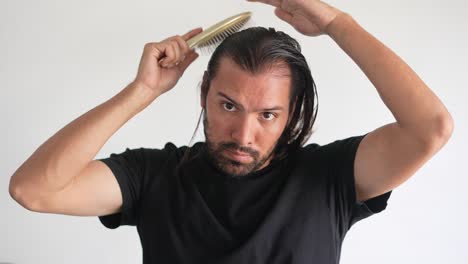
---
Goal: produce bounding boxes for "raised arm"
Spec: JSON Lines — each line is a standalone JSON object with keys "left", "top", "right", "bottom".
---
{"left": 247, "top": 0, "right": 453, "bottom": 201}
{"left": 9, "top": 28, "right": 202, "bottom": 216}
{"left": 324, "top": 13, "right": 453, "bottom": 201}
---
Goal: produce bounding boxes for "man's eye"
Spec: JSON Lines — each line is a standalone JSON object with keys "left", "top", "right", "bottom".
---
{"left": 262, "top": 112, "right": 275, "bottom": 121}
{"left": 223, "top": 102, "right": 236, "bottom": 112}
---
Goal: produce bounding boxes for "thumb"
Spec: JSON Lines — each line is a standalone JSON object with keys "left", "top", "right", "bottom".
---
{"left": 177, "top": 51, "right": 199, "bottom": 72}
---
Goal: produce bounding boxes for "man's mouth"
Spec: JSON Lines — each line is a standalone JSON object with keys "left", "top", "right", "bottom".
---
{"left": 223, "top": 149, "right": 253, "bottom": 163}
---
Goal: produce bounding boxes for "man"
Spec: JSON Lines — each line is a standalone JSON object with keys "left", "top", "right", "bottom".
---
{"left": 9, "top": 0, "right": 453, "bottom": 263}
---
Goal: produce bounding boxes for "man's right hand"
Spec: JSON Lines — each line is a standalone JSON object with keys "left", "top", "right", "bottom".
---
{"left": 132, "top": 27, "right": 203, "bottom": 98}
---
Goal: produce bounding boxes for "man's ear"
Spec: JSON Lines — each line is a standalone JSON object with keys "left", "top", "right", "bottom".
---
{"left": 200, "top": 70, "right": 209, "bottom": 108}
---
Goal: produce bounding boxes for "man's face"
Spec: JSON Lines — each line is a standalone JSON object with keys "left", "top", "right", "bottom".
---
{"left": 202, "top": 57, "right": 292, "bottom": 177}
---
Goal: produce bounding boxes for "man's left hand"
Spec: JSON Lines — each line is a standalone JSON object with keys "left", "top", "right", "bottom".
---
{"left": 246, "top": 0, "right": 344, "bottom": 36}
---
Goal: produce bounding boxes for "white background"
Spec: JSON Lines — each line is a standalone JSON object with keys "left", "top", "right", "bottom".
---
{"left": 2, "top": 0, "right": 467, "bottom": 263}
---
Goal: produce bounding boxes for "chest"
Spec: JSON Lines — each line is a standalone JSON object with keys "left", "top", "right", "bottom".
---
{"left": 138, "top": 168, "right": 342, "bottom": 263}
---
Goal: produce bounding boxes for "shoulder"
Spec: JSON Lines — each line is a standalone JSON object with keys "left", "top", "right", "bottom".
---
{"left": 295, "top": 134, "right": 367, "bottom": 162}
{"left": 110, "top": 142, "right": 206, "bottom": 174}
{"left": 145, "top": 141, "right": 207, "bottom": 162}
{"left": 137, "top": 141, "right": 204, "bottom": 159}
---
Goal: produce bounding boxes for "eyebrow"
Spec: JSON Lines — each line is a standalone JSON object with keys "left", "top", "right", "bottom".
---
{"left": 216, "top": 91, "right": 285, "bottom": 112}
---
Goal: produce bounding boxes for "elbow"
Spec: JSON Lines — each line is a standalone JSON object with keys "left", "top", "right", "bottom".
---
{"left": 9, "top": 175, "right": 22, "bottom": 205}
{"left": 434, "top": 113, "right": 454, "bottom": 143}
{"left": 425, "top": 113, "right": 454, "bottom": 152}
{"left": 9, "top": 178, "right": 42, "bottom": 212}
{"left": 9, "top": 183, "right": 28, "bottom": 210}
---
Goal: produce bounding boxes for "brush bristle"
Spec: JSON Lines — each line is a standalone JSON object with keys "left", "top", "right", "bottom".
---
{"left": 196, "top": 18, "right": 255, "bottom": 56}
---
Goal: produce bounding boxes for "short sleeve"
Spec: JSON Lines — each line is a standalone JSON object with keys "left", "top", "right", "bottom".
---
{"left": 97, "top": 147, "right": 148, "bottom": 229}
{"left": 324, "top": 134, "right": 392, "bottom": 232}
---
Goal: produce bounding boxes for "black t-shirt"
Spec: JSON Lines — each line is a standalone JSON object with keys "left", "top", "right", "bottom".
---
{"left": 98, "top": 134, "right": 392, "bottom": 264}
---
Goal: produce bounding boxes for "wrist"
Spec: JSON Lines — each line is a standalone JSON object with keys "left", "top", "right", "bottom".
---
{"left": 122, "top": 82, "right": 160, "bottom": 114}
{"left": 302, "top": 2, "right": 344, "bottom": 33}
{"left": 324, "top": 12, "right": 355, "bottom": 37}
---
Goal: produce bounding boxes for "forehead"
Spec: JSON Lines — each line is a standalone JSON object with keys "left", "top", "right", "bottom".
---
{"left": 210, "top": 57, "right": 292, "bottom": 109}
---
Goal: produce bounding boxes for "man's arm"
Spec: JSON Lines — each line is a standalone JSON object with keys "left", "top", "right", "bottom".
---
{"left": 9, "top": 28, "right": 202, "bottom": 214}
{"left": 246, "top": 0, "right": 454, "bottom": 202}
{"left": 9, "top": 83, "right": 153, "bottom": 213}
{"left": 325, "top": 13, "right": 453, "bottom": 202}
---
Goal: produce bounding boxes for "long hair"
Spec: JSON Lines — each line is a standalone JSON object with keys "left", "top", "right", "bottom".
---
{"left": 180, "top": 26, "right": 318, "bottom": 168}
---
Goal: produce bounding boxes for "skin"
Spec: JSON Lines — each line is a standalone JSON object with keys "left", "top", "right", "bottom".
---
{"left": 201, "top": 57, "right": 292, "bottom": 177}
{"left": 8, "top": 27, "right": 205, "bottom": 213}
{"left": 10, "top": 0, "right": 453, "bottom": 216}
{"left": 247, "top": 0, "right": 454, "bottom": 201}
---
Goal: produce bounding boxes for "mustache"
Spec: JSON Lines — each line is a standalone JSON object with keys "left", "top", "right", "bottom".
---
{"left": 219, "top": 142, "right": 259, "bottom": 157}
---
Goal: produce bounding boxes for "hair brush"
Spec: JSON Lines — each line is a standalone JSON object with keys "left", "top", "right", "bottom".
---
{"left": 158, "top": 11, "right": 252, "bottom": 65}
{"left": 187, "top": 11, "right": 252, "bottom": 52}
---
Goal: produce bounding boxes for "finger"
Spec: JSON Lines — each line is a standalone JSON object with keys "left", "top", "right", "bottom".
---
{"left": 159, "top": 42, "right": 176, "bottom": 67}
{"left": 176, "top": 51, "right": 199, "bottom": 72}
{"left": 173, "top": 36, "right": 189, "bottom": 60}
{"left": 168, "top": 40, "right": 181, "bottom": 65}
{"left": 164, "top": 36, "right": 190, "bottom": 67}
{"left": 182, "top": 27, "right": 203, "bottom": 42}
{"left": 274, "top": 7, "right": 293, "bottom": 24}
{"left": 246, "top": 0, "right": 281, "bottom": 7}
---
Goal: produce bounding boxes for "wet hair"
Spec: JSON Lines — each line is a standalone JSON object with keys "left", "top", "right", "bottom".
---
{"left": 198, "top": 26, "right": 319, "bottom": 162}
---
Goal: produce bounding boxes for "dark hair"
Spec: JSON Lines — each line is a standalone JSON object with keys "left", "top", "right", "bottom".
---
{"left": 198, "top": 26, "right": 318, "bottom": 161}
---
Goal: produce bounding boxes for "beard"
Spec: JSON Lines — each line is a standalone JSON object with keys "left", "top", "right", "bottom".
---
{"left": 203, "top": 112, "right": 275, "bottom": 177}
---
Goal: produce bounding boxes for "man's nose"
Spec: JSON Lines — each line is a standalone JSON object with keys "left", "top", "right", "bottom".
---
{"left": 231, "top": 116, "right": 255, "bottom": 147}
